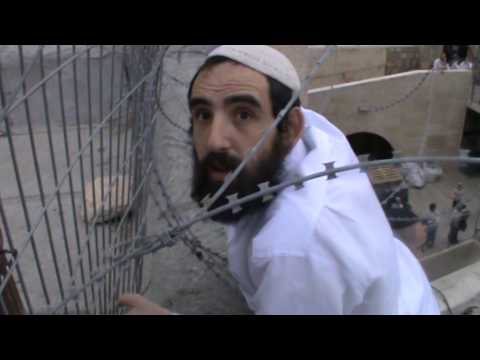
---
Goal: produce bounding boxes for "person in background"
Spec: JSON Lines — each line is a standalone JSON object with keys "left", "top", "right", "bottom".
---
{"left": 457, "top": 203, "right": 471, "bottom": 234}
{"left": 388, "top": 197, "right": 427, "bottom": 258}
{"left": 391, "top": 196, "right": 404, "bottom": 210}
{"left": 448, "top": 203, "right": 470, "bottom": 246}
{"left": 451, "top": 46, "right": 473, "bottom": 70}
{"left": 448, "top": 206, "right": 461, "bottom": 246}
{"left": 452, "top": 56, "right": 473, "bottom": 70}
{"left": 443, "top": 45, "right": 458, "bottom": 65}
{"left": 451, "top": 183, "right": 464, "bottom": 209}
{"left": 443, "top": 45, "right": 469, "bottom": 67}
{"left": 453, "top": 60, "right": 473, "bottom": 70}
{"left": 423, "top": 203, "right": 440, "bottom": 250}
{"left": 433, "top": 52, "right": 450, "bottom": 72}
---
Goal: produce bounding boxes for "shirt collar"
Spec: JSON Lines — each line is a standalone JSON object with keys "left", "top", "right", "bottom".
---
{"left": 279, "top": 137, "right": 308, "bottom": 182}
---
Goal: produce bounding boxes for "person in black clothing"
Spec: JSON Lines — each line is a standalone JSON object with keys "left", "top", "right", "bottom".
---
{"left": 443, "top": 45, "right": 470, "bottom": 66}
{"left": 448, "top": 203, "right": 470, "bottom": 246}
{"left": 386, "top": 196, "right": 426, "bottom": 257}
{"left": 423, "top": 203, "right": 440, "bottom": 250}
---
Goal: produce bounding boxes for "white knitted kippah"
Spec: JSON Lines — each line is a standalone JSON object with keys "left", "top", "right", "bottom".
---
{"left": 207, "top": 45, "right": 301, "bottom": 92}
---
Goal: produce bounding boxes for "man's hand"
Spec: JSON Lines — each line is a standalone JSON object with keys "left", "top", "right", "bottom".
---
{"left": 118, "top": 294, "right": 172, "bottom": 315}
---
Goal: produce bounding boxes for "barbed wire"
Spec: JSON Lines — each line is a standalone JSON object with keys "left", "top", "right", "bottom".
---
{"left": 143, "top": 156, "right": 480, "bottom": 255}
{"left": 43, "top": 153, "right": 480, "bottom": 314}
{"left": 45, "top": 152, "right": 480, "bottom": 313}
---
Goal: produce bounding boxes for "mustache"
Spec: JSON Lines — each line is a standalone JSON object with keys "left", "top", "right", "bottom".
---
{"left": 191, "top": 137, "right": 290, "bottom": 223}
{"left": 201, "top": 152, "right": 242, "bottom": 173}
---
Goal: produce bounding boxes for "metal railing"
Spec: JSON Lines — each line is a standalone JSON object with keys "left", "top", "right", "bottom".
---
{"left": 0, "top": 45, "right": 166, "bottom": 314}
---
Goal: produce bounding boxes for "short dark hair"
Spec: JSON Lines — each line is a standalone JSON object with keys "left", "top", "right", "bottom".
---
{"left": 429, "top": 203, "right": 436, "bottom": 211}
{"left": 187, "top": 56, "right": 301, "bottom": 132}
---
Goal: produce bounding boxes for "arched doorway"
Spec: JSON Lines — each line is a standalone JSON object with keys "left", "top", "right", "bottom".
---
{"left": 346, "top": 132, "right": 394, "bottom": 160}
{"left": 347, "top": 133, "right": 424, "bottom": 253}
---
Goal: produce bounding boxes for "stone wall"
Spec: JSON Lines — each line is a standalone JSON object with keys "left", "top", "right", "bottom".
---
{"left": 306, "top": 46, "right": 386, "bottom": 90}
{"left": 385, "top": 46, "right": 421, "bottom": 75}
{"left": 419, "top": 45, "right": 444, "bottom": 69}
{"left": 308, "top": 70, "right": 473, "bottom": 156}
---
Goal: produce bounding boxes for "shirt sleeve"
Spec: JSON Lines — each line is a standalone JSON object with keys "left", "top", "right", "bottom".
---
{"left": 248, "top": 255, "right": 353, "bottom": 315}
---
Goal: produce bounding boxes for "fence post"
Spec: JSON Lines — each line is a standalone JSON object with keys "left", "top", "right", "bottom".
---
{"left": 0, "top": 227, "right": 24, "bottom": 315}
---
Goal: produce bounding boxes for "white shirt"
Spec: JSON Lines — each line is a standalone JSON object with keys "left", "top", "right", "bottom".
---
{"left": 452, "top": 61, "right": 473, "bottom": 70}
{"left": 226, "top": 108, "right": 440, "bottom": 315}
{"left": 433, "top": 58, "right": 450, "bottom": 71}
{"left": 426, "top": 209, "right": 440, "bottom": 227}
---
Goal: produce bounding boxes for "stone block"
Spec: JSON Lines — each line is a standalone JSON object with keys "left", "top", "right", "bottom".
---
{"left": 82, "top": 175, "right": 130, "bottom": 224}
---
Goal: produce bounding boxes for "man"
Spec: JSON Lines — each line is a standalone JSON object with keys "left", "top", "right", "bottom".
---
{"left": 451, "top": 48, "right": 473, "bottom": 70}
{"left": 433, "top": 52, "right": 450, "bottom": 72}
{"left": 443, "top": 45, "right": 469, "bottom": 66}
{"left": 448, "top": 203, "right": 470, "bottom": 247}
{"left": 423, "top": 203, "right": 440, "bottom": 250}
{"left": 448, "top": 203, "right": 468, "bottom": 246}
{"left": 458, "top": 203, "right": 470, "bottom": 233}
{"left": 451, "top": 183, "right": 464, "bottom": 209}
{"left": 120, "top": 45, "right": 439, "bottom": 315}
{"left": 388, "top": 196, "right": 426, "bottom": 258}
{"left": 455, "top": 60, "right": 473, "bottom": 70}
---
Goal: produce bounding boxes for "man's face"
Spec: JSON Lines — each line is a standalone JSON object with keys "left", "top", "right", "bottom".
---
{"left": 189, "top": 61, "right": 291, "bottom": 223}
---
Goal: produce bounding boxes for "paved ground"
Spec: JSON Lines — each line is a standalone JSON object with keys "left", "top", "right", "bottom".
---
{"left": 0, "top": 125, "right": 136, "bottom": 314}
{"left": 409, "top": 164, "right": 480, "bottom": 258}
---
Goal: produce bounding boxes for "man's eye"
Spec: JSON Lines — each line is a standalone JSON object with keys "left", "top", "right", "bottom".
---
{"left": 194, "top": 110, "right": 211, "bottom": 122}
{"left": 237, "top": 110, "right": 253, "bottom": 121}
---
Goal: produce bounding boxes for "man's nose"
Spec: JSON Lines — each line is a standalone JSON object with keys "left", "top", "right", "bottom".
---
{"left": 206, "top": 116, "right": 231, "bottom": 153}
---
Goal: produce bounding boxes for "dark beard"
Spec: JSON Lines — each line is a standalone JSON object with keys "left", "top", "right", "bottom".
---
{"left": 191, "top": 136, "right": 291, "bottom": 224}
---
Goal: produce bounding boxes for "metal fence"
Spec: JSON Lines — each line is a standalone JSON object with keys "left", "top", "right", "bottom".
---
{"left": 0, "top": 45, "right": 166, "bottom": 314}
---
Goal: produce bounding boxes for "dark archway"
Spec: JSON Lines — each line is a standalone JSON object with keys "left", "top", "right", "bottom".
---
{"left": 347, "top": 132, "right": 413, "bottom": 235}
{"left": 347, "top": 132, "right": 394, "bottom": 160}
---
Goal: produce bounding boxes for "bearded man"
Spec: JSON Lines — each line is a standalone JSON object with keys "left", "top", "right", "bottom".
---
{"left": 120, "top": 45, "right": 440, "bottom": 315}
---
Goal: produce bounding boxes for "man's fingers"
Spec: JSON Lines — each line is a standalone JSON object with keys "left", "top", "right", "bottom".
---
{"left": 118, "top": 293, "right": 148, "bottom": 308}
{"left": 118, "top": 293, "right": 171, "bottom": 315}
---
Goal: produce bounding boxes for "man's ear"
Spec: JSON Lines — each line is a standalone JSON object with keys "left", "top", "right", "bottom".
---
{"left": 280, "top": 107, "right": 304, "bottom": 148}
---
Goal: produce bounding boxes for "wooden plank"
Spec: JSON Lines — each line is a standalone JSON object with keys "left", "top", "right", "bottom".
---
{"left": 368, "top": 165, "right": 403, "bottom": 185}
{"left": 0, "top": 227, "right": 24, "bottom": 315}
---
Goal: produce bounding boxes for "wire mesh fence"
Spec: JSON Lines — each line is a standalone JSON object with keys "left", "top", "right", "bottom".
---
{"left": 0, "top": 45, "right": 167, "bottom": 314}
